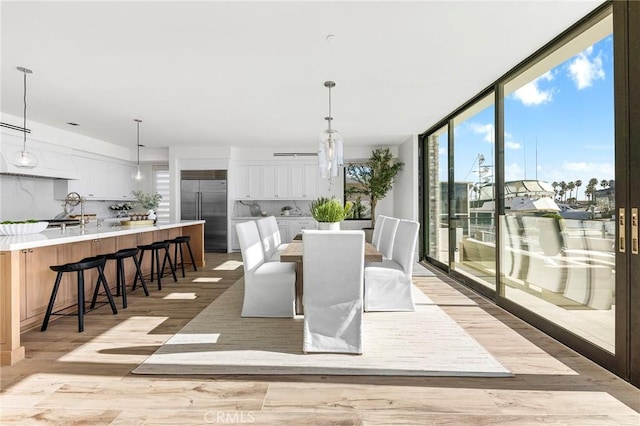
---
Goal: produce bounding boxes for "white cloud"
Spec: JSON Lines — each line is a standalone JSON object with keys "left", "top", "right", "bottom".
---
{"left": 439, "top": 147, "right": 446, "bottom": 156}
{"left": 504, "top": 163, "right": 523, "bottom": 181}
{"left": 563, "top": 161, "right": 614, "bottom": 176}
{"left": 568, "top": 47, "right": 605, "bottom": 89}
{"left": 469, "top": 122, "right": 494, "bottom": 143}
{"left": 505, "top": 141, "right": 522, "bottom": 150}
{"left": 512, "top": 71, "right": 554, "bottom": 106}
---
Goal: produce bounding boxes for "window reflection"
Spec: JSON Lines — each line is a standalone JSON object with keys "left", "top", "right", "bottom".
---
{"left": 501, "top": 15, "right": 614, "bottom": 352}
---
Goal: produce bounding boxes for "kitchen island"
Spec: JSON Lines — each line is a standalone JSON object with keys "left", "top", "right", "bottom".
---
{"left": 0, "top": 220, "right": 205, "bottom": 365}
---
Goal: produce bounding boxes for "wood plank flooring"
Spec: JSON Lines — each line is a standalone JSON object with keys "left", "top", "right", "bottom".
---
{"left": 1, "top": 253, "right": 639, "bottom": 425}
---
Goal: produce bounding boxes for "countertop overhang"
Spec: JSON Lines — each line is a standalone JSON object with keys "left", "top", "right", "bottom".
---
{"left": 0, "top": 220, "right": 205, "bottom": 251}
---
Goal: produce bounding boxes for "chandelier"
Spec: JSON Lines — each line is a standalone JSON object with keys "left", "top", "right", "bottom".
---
{"left": 11, "top": 66, "right": 38, "bottom": 169}
{"left": 318, "top": 81, "right": 344, "bottom": 179}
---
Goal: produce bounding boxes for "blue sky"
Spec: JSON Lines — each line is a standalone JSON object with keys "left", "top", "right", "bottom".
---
{"left": 444, "top": 34, "right": 614, "bottom": 201}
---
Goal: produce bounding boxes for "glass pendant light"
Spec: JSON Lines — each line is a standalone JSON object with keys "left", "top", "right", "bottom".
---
{"left": 131, "top": 119, "right": 144, "bottom": 181}
{"left": 11, "top": 66, "right": 38, "bottom": 169}
{"left": 318, "top": 81, "right": 344, "bottom": 179}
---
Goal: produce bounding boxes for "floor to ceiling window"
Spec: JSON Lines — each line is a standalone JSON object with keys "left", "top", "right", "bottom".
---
{"left": 501, "top": 13, "right": 614, "bottom": 352}
{"left": 419, "top": 2, "right": 640, "bottom": 383}
{"left": 425, "top": 125, "right": 449, "bottom": 265}
{"left": 452, "top": 94, "right": 496, "bottom": 290}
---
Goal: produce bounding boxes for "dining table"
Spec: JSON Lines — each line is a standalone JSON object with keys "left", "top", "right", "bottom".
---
{"left": 280, "top": 234, "right": 383, "bottom": 315}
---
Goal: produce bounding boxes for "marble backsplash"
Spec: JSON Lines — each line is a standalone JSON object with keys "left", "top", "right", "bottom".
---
{"left": 233, "top": 200, "right": 312, "bottom": 218}
{"left": 1, "top": 175, "right": 135, "bottom": 221}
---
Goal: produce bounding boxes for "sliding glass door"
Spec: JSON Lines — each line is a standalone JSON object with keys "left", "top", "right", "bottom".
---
{"left": 420, "top": 2, "right": 640, "bottom": 384}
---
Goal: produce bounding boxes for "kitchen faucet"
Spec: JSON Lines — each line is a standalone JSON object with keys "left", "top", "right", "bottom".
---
{"left": 64, "top": 192, "right": 86, "bottom": 229}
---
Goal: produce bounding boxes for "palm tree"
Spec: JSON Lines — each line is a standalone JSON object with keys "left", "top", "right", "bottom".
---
{"left": 575, "top": 179, "right": 582, "bottom": 201}
{"left": 560, "top": 181, "right": 567, "bottom": 202}
{"left": 552, "top": 181, "right": 560, "bottom": 200}
{"left": 587, "top": 177, "right": 599, "bottom": 201}
{"left": 566, "top": 181, "right": 575, "bottom": 203}
{"left": 600, "top": 179, "right": 609, "bottom": 189}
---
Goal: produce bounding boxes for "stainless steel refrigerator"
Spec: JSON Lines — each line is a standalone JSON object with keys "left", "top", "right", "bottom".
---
{"left": 180, "top": 170, "right": 227, "bottom": 252}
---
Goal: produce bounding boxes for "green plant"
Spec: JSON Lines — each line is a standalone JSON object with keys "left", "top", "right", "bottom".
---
{"left": 310, "top": 197, "right": 353, "bottom": 222}
{"left": 131, "top": 190, "right": 162, "bottom": 210}
{"left": 346, "top": 147, "right": 404, "bottom": 228}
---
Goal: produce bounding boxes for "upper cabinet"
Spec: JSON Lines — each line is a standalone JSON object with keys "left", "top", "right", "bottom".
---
{"left": 232, "top": 163, "right": 318, "bottom": 200}
{"left": 54, "top": 155, "right": 137, "bottom": 201}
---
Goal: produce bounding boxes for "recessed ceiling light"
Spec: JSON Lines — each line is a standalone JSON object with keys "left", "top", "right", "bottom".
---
{"left": 66, "top": 122, "right": 79, "bottom": 126}
{"left": 326, "top": 34, "right": 336, "bottom": 42}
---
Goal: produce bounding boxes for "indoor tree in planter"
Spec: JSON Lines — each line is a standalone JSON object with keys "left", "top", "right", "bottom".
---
{"left": 346, "top": 147, "right": 404, "bottom": 230}
{"left": 310, "top": 197, "right": 353, "bottom": 230}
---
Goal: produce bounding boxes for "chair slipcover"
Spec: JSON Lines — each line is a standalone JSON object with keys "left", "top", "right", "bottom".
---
{"left": 364, "top": 219, "right": 420, "bottom": 312}
{"left": 302, "top": 230, "right": 365, "bottom": 354}
{"left": 371, "top": 215, "right": 388, "bottom": 249}
{"left": 256, "top": 216, "right": 289, "bottom": 262}
{"left": 377, "top": 217, "right": 399, "bottom": 259}
{"left": 236, "top": 220, "right": 295, "bottom": 317}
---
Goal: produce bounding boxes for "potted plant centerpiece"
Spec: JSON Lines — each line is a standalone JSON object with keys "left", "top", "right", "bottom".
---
{"left": 131, "top": 190, "right": 162, "bottom": 222}
{"left": 346, "top": 147, "right": 404, "bottom": 241}
{"left": 310, "top": 197, "right": 353, "bottom": 230}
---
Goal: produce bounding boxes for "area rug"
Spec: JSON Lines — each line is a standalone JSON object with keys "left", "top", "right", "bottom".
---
{"left": 133, "top": 280, "right": 511, "bottom": 377}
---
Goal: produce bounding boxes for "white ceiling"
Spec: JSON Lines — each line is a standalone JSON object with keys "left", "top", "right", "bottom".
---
{"left": 1, "top": 1, "right": 602, "bottom": 151}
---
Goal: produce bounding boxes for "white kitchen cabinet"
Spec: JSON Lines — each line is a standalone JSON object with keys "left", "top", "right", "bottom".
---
{"left": 232, "top": 163, "right": 319, "bottom": 200}
{"left": 275, "top": 218, "right": 315, "bottom": 243}
{"left": 275, "top": 218, "right": 290, "bottom": 243}
{"left": 234, "top": 165, "right": 261, "bottom": 199}
{"left": 303, "top": 164, "right": 319, "bottom": 199}
{"left": 288, "top": 218, "right": 316, "bottom": 239}
{"left": 54, "top": 156, "right": 137, "bottom": 201}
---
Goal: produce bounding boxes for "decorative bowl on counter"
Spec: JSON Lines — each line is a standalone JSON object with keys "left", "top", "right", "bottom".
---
{"left": 0, "top": 221, "right": 49, "bottom": 236}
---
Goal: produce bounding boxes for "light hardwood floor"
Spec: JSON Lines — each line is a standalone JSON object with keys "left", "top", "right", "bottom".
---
{"left": 1, "top": 253, "right": 639, "bottom": 425}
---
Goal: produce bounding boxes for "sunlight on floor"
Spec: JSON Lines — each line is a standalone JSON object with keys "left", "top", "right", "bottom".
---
{"left": 163, "top": 293, "right": 197, "bottom": 300}
{"left": 213, "top": 260, "right": 243, "bottom": 270}
{"left": 58, "top": 316, "right": 169, "bottom": 364}
{"left": 192, "top": 277, "right": 221, "bottom": 283}
{"left": 166, "top": 333, "right": 221, "bottom": 344}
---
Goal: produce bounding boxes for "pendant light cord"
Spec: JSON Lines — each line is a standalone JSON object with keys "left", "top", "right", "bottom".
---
{"left": 136, "top": 120, "right": 140, "bottom": 166}
{"left": 327, "top": 85, "right": 332, "bottom": 132}
{"left": 22, "top": 70, "right": 27, "bottom": 151}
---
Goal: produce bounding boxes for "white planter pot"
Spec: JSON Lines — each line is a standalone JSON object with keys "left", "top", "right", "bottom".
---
{"left": 316, "top": 221, "right": 340, "bottom": 231}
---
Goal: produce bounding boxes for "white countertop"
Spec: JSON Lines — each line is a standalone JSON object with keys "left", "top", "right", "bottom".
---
{"left": 0, "top": 220, "right": 205, "bottom": 251}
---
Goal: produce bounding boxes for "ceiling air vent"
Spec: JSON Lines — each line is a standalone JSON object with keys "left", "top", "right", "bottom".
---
{"left": 272, "top": 152, "right": 317, "bottom": 157}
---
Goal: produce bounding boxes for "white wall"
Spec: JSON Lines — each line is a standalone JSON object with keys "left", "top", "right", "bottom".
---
{"left": 395, "top": 134, "right": 419, "bottom": 221}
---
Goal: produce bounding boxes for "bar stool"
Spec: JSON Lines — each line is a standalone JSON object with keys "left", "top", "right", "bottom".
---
{"left": 166, "top": 235, "right": 197, "bottom": 278}
{"left": 136, "top": 241, "right": 177, "bottom": 290}
{"left": 99, "top": 248, "right": 149, "bottom": 308}
{"left": 41, "top": 256, "right": 118, "bottom": 333}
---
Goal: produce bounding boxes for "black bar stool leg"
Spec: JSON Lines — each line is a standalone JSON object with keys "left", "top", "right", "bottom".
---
{"left": 132, "top": 255, "right": 149, "bottom": 296}
{"left": 97, "top": 265, "right": 118, "bottom": 314}
{"left": 154, "top": 248, "right": 162, "bottom": 290}
{"left": 118, "top": 258, "right": 127, "bottom": 308}
{"left": 77, "top": 270, "right": 85, "bottom": 332}
{"left": 175, "top": 242, "right": 186, "bottom": 278}
{"left": 41, "top": 272, "right": 63, "bottom": 332}
{"left": 161, "top": 247, "right": 177, "bottom": 282}
{"left": 186, "top": 240, "right": 197, "bottom": 271}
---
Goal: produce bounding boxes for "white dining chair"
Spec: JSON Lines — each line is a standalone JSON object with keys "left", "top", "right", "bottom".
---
{"left": 235, "top": 220, "right": 295, "bottom": 317}
{"left": 256, "top": 216, "right": 288, "bottom": 262}
{"left": 364, "top": 219, "right": 419, "bottom": 312}
{"left": 377, "top": 216, "right": 399, "bottom": 259}
{"left": 302, "top": 230, "right": 365, "bottom": 354}
{"left": 371, "top": 215, "right": 388, "bottom": 249}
